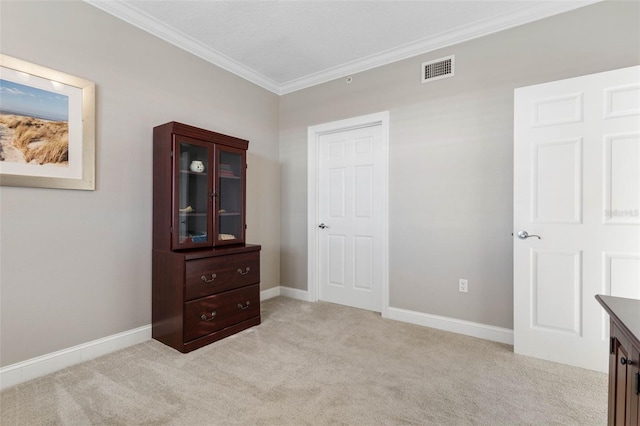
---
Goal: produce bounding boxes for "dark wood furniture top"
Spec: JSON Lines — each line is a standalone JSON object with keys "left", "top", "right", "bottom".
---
{"left": 597, "top": 295, "right": 640, "bottom": 348}
{"left": 596, "top": 294, "right": 640, "bottom": 426}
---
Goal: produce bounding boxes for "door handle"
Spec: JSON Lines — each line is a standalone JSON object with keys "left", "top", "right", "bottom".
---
{"left": 319, "top": 223, "right": 329, "bottom": 229}
{"left": 200, "top": 311, "right": 217, "bottom": 321}
{"left": 621, "top": 357, "right": 633, "bottom": 366}
{"left": 201, "top": 273, "right": 217, "bottom": 283}
{"left": 517, "top": 230, "right": 541, "bottom": 240}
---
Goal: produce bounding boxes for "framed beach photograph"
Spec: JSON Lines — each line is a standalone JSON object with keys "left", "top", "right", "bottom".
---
{"left": 0, "top": 54, "right": 95, "bottom": 190}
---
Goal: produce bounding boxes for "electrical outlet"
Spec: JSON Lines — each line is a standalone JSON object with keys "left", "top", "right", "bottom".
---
{"left": 459, "top": 279, "right": 468, "bottom": 293}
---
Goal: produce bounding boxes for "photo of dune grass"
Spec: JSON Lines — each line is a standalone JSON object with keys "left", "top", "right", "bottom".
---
{"left": 0, "top": 113, "right": 69, "bottom": 165}
{"left": 0, "top": 78, "right": 70, "bottom": 167}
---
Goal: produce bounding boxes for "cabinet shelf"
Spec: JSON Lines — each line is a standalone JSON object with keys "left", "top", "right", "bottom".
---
{"left": 180, "top": 170, "right": 208, "bottom": 176}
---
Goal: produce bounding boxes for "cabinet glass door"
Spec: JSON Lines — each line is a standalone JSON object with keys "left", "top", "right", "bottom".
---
{"left": 174, "top": 139, "right": 212, "bottom": 249}
{"left": 216, "top": 147, "right": 245, "bottom": 244}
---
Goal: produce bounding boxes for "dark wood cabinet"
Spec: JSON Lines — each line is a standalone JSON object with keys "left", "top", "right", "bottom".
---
{"left": 152, "top": 122, "right": 260, "bottom": 353}
{"left": 596, "top": 295, "right": 640, "bottom": 426}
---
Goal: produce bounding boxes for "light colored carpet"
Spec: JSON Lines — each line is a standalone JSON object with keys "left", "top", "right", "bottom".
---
{"left": 1, "top": 297, "right": 607, "bottom": 425}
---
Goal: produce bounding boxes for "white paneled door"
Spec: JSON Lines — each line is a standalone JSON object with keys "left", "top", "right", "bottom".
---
{"left": 317, "top": 124, "right": 385, "bottom": 312}
{"left": 514, "top": 66, "right": 640, "bottom": 372}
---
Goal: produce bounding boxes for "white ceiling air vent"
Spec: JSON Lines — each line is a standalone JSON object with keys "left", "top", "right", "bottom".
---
{"left": 421, "top": 55, "right": 454, "bottom": 83}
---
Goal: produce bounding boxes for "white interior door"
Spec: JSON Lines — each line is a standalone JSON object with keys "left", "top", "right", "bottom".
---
{"left": 316, "top": 124, "right": 385, "bottom": 312}
{"left": 514, "top": 66, "right": 640, "bottom": 372}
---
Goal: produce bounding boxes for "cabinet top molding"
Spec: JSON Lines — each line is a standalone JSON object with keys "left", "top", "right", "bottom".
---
{"left": 155, "top": 121, "right": 249, "bottom": 150}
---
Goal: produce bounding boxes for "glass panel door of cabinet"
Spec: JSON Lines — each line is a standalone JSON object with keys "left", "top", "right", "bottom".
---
{"left": 174, "top": 139, "right": 212, "bottom": 249}
{"left": 216, "top": 147, "right": 245, "bottom": 244}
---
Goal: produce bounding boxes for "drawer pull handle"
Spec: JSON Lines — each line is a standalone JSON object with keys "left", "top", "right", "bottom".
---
{"left": 200, "top": 311, "right": 217, "bottom": 321}
{"left": 237, "top": 301, "right": 250, "bottom": 310}
{"left": 237, "top": 267, "right": 251, "bottom": 276}
{"left": 621, "top": 357, "right": 633, "bottom": 366}
{"left": 201, "top": 273, "right": 217, "bottom": 283}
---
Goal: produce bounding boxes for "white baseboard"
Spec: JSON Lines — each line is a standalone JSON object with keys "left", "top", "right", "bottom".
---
{"left": 260, "top": 285, "right": 312, "bottom": 302}
{"left": 260, "top": 286, "right": 281, "bottom": 301}
{"left": 272, "top": 288, "right": 510, "bottom": 345}
{"left": 1, "top": 291, "right": 506, "bottom": 391}
{"left": 1, "top": 287, "right": 299, "bottom": 390}
{"left": 279, "top": 286, "right": 312, "bottom": 301}
{"left": 386, "top": 307, "right": 514, "bottom": 345}
{"left": 0, "top": 325, "right": 151, "bottom": 391}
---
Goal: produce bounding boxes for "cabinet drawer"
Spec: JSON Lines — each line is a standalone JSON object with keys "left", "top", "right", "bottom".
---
{"left": 185, "top": 252, "right": 259, "bottom": 300}
{"left": 184, "top": 284, "right": 259, "bottom": 342}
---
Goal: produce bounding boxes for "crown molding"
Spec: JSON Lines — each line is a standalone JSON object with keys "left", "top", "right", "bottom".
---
{"left": 278, "top": 0, "right": 600, "bottom": 94}
{"left": 85, "top": 0, "right": 282, "bottom": 94}
{"left": 85, "top": 0, "right": 599, "bottom": 96}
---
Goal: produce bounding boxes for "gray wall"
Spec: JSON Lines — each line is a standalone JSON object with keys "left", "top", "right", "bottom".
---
{"left": 279, "top": 1, "right": 640, "bottom": 329}
{"left": 0, "top": 1, "right": 280, "bottom": 366}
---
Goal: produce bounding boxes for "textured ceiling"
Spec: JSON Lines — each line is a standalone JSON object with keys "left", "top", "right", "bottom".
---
{"left": 87, "top": 0, "right": 597, "bottom": 94}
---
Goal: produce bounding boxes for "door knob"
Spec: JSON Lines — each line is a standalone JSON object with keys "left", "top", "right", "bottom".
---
{"left": 517, "top": 230, "right": 541, "bottom": 240}
{"left": 621, "top": 357, "right": 633, "bottom": 366}
{"left": 318, "top": 223, "right": 329, "bottom": 229}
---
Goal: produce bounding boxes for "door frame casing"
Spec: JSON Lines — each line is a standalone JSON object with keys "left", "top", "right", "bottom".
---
{"left": 307, "top": 111, "right": 390, "bottom": 317}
